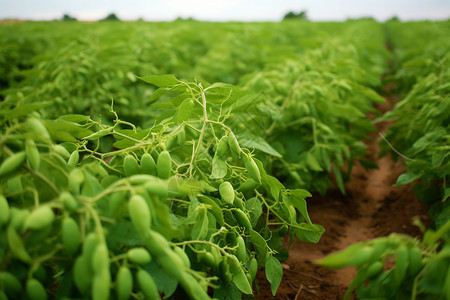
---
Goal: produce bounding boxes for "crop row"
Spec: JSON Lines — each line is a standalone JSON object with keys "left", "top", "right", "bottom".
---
{"left": 318, "top": 20, "right": 450, "bottom": 299}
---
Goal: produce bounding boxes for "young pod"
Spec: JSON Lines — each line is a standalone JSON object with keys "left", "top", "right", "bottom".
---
{"left": 6, "top": 226, "right": 31, "bottom": 263}
{"left": 408, "top": 245, "right": 423, "bottom": 276}
{"left": 173, "top": 246, "right": 191, "bottom": 268}
{"left": 68, "top": 151, "right": 80, "bottom": 168}
{"left": 26, "top": 278, "right": 47, "bottom": 300}
{"left": 73, "top": 255, "right": 92, "bottom": 293}
{"left": 127, "top": 248, "right": 152, "bottom": 265}
{"left": 219, "top": 258, "right": 232, "bottom": 285}
{"left": 248, "top": 257, "right": 258, "bottom": 283}
{"left": 198, "top": 252, "right": 217, "bottom": 268}
{"left": 242, "top": 154, "right": 261, "bottom": 184}
{"left": 115, "top": 266, "right": 133, "bottom": 300}
{"left": 219, "top": 182, "right": 234, "bottom": 205}
{"left": 26, "top": 118, "right": 50, "bottom": 143}
{"left": 68, "top": 168, "right": 85, "bottom": 194}
{"left": 0, "top": 195, "right": 10, "bottom": 227}
{"left": 227, "top": 134, "right": 241, "bottom": 157}
{"left": 351, "top": 246, "right": 374, "bottom": 267}
{"left": 60, "top": 192, "right": 79, "bottom": 212}
{"left": 92, "top": 270, "right": 111, "bottom": 300}
{"left": 366, "top": 261, "right": 384, "bottom": 279}
{"left": 25, "top": 138, "right": 40, "bottom": 170}
{"left": 9, "top": 207, "right": 29, "bottom": 231}
{"left": 0, "top": 272, "right": 22, "bottom": 297}
{"left": 233, "top": 209, "right": 252, "bottom": 234}
{"left": 236, "top": 235, "right": 248, "bottom": 262}
{"left": 123, "top": 155, "right": 140, "bottom": 177}
{"left": 128, "top": 194, "right": 151, "bottom": 236}
{"left": 177, "top": 127, "right": 186, "bottom": 146}
{"left": 136, "top": 270, "right": 160, "bottom": 300}
{"left": 140, "top": 153, "right": 157, "bottom": 176}
{"left": 0, "top": 152, "right": 25, "bottom": 176}
{"left": 62, "top": 217, "right": 81, "bottom": 256}
{"left": 216, "top": 136, "right": 229, "bottom": 159}
{"left": 24, "top": 206, "right": 55, "bottom": 231}
{"left": 156, "top": 151, "right": 172, "bottom": 179}
{"left": 92, "top": 244, "right": 110, "bottom": 273}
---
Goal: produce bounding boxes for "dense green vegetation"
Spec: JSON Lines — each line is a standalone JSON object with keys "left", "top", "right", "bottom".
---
{"left": 318, "top": 20, "right": 450, "bottom": 300}
{"left": 0, "top": 19, "right": 449, "bottom": 299}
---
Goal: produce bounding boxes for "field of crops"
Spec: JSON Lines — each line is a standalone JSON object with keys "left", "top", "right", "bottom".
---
{"left": 0, "top": 19, "right": 449, "bottom": 300}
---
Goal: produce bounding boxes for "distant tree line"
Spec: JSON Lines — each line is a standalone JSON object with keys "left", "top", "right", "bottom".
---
{"left": 60, "top": 13, "right": 121, "bottom": 22}
{"left": 283, "top": 10, "right": 308, "bottom": 21}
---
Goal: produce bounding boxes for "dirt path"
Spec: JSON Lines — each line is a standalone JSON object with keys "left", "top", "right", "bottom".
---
{"left": 255, "top": 94, "right": 430, "bottom": 300}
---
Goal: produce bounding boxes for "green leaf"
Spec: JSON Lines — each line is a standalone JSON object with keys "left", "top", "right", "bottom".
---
{"left": 265, "top": 256, "right": 283, "bottom": 296}
{"left": 332, "top": 165, "right": 345, "bottom": 194}
{"left": 245, "top": 197, "right": 262, "bottom": 227}
{"left": 294, "top": 223, "right": 325, "bottom": 244}
{"left": 263, "top": 176, "right": 284, "bottom": 201}
{"left": 443, "top": 188, "right": 450, "bottom": 202}
{"left": 237, "top": 133, "right": 282, "bottom": 158}
{"left": 394, "top": 172, "right": 422, "bottom": 187}
{"left": 139, "top": 74, "right": 181, "bottom": 87}
{"left": 175, "top": 98, "right": 195, "bottom": 122}
{"left": 314, "top": 243, "right": 364, "bottom": 268}
{"left": 250, "top": 229, "right": 267, "bottom": 263}
{"left": 145, "top": 261, "right": 178, "bottom": 298}
{"left": 282, "top": 189, "right": 312, "bottom": 224}
{"left": 306, "top": 151, "right": 323, "bottom": 172}
{"left": 191, "top": 209, "right": 208, "bottom": 240}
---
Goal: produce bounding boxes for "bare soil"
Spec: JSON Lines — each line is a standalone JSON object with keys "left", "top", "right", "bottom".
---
{"left": 254, "top": 96, "right": 429, "bottom": 299}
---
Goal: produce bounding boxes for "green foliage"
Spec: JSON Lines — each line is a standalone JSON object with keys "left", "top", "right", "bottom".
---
{"left": 0, "top": 75, "right": 324, "bottom": 299}
{"left": 379, "top": 21, "right": 450, "bottom": 227}
{"left": 315, "top": 220, "right": 450, "bottom": 300}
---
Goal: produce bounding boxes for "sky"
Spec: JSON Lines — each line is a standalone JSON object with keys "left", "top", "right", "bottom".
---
{"left": 1, "top": 0, "right": 449, "bottom": 22}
